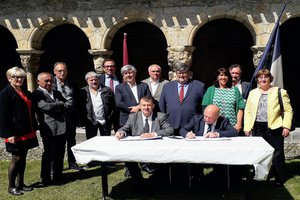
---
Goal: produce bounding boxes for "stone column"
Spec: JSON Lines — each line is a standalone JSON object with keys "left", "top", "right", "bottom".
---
{"left": 251, "top": 46, "right": 265, "bottom": 67}
{"left": 88, "top": 49, "right": 113, "bottom": 74}
{"left": 17, "top": 49, "right": 43, "bottom": 92}
{"left": 167, "top": 45, "right": 195, "bottom": 80}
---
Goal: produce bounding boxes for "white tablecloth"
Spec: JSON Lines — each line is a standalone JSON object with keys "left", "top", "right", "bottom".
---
{"left": 72, "top": 136, "right": 274, "bottom": 180}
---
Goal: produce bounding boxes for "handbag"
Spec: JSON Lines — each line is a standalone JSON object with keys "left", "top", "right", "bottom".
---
{"left": 278, "top": 88, "right": 295, "bottom": 131}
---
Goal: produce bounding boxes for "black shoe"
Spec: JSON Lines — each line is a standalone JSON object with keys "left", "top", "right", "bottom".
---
{"left": 69, "top": 162, "right": 84, "bottom": 171}
{"left": 83, "top": 161, "right": 100, "bottom": 169}
{"left": 18, "top": 184, "right": 33, "bottom": 192}
{"left": 124, "top": 168, "right": 131, "bottom": 177}
{"left": 8, "top": 187, "right": 23, "bottom": 196}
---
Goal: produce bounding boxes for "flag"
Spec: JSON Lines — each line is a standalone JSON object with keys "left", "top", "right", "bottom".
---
{"left": 123, "top": 33, "right": 128, "bottom": 66}
{"left": 245, "top": 5, "right": 286, "bottom": 98}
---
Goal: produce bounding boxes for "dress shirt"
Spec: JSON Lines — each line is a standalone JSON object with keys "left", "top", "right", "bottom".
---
{"left": 177, "top": 82, "right": 189, "bottom": 99}
{"left": 105, "top": 74, "right": 119, "bottom": 92}
{"left": 127, "top": 82, "right": 139, "bottom": 103}
{"left": 38, "top": 86, "right": 54, "bottom": 100}
{"left": 149, "top": 78, "right": 159, "bottom": 96}
{"left": 204, "top": 122, "right": 216, "bottom": 134}
{"left": 234, "top": 80, "right": 242, "bottom": 95}
{"left": 89, "top": 88, "right": 105, "bottom": 125}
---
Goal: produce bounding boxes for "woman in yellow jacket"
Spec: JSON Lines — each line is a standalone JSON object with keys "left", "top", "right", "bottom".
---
{"left": 244, "top": 69, "right": 293, "bottom": 187}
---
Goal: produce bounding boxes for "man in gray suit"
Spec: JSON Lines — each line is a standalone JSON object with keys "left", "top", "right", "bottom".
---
{"left": 115, "top": 96, "right": 173, "bottom": 181}
{"left": 142, "top": 64, "right": 169, "bottom": 103}
{"left": 32, "top": 72, "right": 67, "bottom": 185}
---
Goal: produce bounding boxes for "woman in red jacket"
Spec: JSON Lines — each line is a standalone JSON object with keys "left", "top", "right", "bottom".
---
{"left": 0, "top": 67, "right": 38, "bottom": 196}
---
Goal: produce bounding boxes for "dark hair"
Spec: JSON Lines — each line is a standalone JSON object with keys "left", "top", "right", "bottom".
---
{"left": 213, "top": 67, "right": 232, "bottom": 88}
{"left": 140, "top": 96, "right": 155, "bottom": 104}
{"left": 102, "top": 59, "right": 115, "bottom": 67}
{"left": 255, "top": 69, "right": 274, "bottom": 82}
{"left": 229, "top": 64, "right": 243, "bottom": 76}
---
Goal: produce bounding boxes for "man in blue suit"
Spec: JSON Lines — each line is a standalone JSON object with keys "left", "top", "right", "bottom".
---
{"left": 159, "top": 63, "right": 205, "bottom": 135}
{"left": 115, "top": 64, "right": 152, "bottom": 126}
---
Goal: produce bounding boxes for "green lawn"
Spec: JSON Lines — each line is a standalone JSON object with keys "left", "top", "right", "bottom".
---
{"left": 0, "top": 159, "right": 299, "bottom": 200}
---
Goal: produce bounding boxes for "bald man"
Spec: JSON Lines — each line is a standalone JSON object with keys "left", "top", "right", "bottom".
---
{"left": 180, "top": 104, "right": 238, "bottom": 138}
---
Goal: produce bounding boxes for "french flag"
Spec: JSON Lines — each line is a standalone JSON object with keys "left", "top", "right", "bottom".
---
{"left": 245, "top": 5, "right": 286, "bottom": 98}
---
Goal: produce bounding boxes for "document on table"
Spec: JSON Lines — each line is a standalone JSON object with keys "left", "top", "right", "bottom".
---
{"left": 119, "top": 136, "right": 163, "bottom": 141}
{"left": 185, "top": 136, "right": 231, "bottom": 141}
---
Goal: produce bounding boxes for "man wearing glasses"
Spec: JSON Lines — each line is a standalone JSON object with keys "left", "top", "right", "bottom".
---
{"left": 52, "top": 62, "right": 83, "bottom": 171}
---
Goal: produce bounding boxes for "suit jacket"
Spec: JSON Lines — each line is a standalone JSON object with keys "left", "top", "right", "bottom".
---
{"left": 241, "top": 81, "right": 251, "bottom": 99}
{"left": 244, "top": 87, "right": 293, "bottom": 131}
{"left": 179, "top": 114, "right": 238, "bottom": 137}
{"left": 79, "top": 84, "right": 115, "bottom": 127}
{"left": 52, "top": 77, "right": 79, "bottom": 127}
{"left": 0, "top": 84, "right": 38, "bottom": 138}
{"left": 118, "top": 111, "right": 174, "bottom": 136}
{"left": 115, "top": 81, "right": 152, "bottom": 126}
{"left": 32, "top": 88, "right": 67, "bottom": 137}
{"left": 99, "top": 73, "right": 122, "bottom": 90}
{"left": 159, "top": 80, "right": 205, "bottom": 129}
{"left": 142, "top": 77, "right": 169, "bottom": 102}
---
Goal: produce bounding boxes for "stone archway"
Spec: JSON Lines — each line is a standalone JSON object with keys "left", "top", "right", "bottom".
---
{"left": 281, "top": 17, "right": 300, "bottom": 127}
{"left": 0, "top": 25, "right": 22, "bottom": 90}
{"left": 110, "top": 22, "right": 168, "bottom": 82}
{"left": 38, "top": 24, "right": 94, "bottom": 88}
{"left": 191, "top": 19, "right": 255, "bottom": 87}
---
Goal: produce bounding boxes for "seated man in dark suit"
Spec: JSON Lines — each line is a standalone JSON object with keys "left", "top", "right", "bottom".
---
{"left": 180, "top": 104, "right": 238, "bottom": 138}
{"left": 180, "top": 104, "right": 238, "bottom": 182}
{"left": 115, "top": 96, "right": 174, "bottom": 182}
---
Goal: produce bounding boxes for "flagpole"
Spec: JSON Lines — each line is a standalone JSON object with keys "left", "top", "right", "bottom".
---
{"left": 123, "top": 33, "right": 128, "bottom": 66}
{"left": 244, "top": 4, "right": 286, "bottom": 98}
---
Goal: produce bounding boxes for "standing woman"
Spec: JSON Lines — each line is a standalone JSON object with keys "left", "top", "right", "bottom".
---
{"left": 202, "top": 68, "right": 245, "bottom": 132}
{"left": 0, "top": 67, "right": 39, "bottom": 195}
{"left": 244, "top": 69, "right": 293, "bottom": 186}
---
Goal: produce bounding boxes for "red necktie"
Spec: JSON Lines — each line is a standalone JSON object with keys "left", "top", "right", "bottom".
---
{"left": 109, "top": 76, "right": 114, "bottom": 92}
{"left": 179, "top": 84, "right": 184, "bottom": 102}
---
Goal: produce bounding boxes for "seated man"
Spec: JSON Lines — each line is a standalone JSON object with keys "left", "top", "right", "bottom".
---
{"left": 115, "top": 96, "right": 173, "bottom": 182}
{"left": 179, "top": 104, "right": 238, "bottom": 182}
{"left": 180, "top": 104, "right": 238, "bottom": 138}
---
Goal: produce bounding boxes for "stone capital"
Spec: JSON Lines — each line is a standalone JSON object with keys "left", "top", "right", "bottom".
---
{"left": 167, "top": 45, "right": 195, "bottom": 70}
{"left": 88, "top": 49, "right": 113, "bottom": 73}
{"left": 251, "top": 46, "right": 265, "bottom": 67}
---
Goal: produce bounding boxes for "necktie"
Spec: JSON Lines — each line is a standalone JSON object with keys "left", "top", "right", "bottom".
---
{"left": 109, "top": 76, "right": 114, "bottom": 92}
{"left": 144, "top": 118, "right": 149, "bottom": 133}
{"left": 179, "top": 84, "right": 184, "bottom": 102}
{"left": 207, "top": 124, "right": 212, "bottom": 133}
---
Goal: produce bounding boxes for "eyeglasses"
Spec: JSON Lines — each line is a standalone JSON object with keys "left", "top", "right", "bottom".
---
{"left": 151, "top": 71, "right": 160, "bottom": 73}
{"left": 258, "top": 76, "right": 270, "bottom": 80}
{"left": 12, "top": 76, "right": 25, "bottom": 80}
{"left": 104, "top": 65, "right": 115, "bottom": 68}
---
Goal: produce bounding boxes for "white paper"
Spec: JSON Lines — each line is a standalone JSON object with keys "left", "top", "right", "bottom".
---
{"left": 119, "top": 136, "right": 162, "bottom": 141}
{"left": 185, "top": 136, "right": 231, "bottom": 141}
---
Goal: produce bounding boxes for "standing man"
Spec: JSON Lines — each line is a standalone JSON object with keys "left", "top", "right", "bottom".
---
{"left": 52, "top": 62, "right": 82, "bottom": 171}
{"left": 79, "top": 71, "right": 115, "bottom": 139}
{"left": 32, "top": 72, "right": 67, "bottom": 185}
{"left": 159, "top": 63, "right": 205, "bottom": 135}
{"left": 229, "top": 64, "right": 251, "bottom": 100}
{"left": 99, "top": 59, "right": 121, "bottom": 132}
{"left": 115, "top": 64, "right": 152, "bottom": 127}
{"left": 142, "top": 64, "right": 169, "bottom": 103}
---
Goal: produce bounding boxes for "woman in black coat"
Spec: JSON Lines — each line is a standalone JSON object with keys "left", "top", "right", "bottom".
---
{"left": 0, "top": 67, "right": 38, "bottom": 196}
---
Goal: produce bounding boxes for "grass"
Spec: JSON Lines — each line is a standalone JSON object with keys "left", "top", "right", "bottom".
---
{"left": 0, "top": 159, "right": 300, "bottom": 200}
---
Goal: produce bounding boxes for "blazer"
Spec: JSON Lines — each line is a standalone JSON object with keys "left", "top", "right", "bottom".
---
{"left": 79, "top": 84, "right": 115, "bottom": 127}
{"left": 32, "top": 88, "right": 67, "bottom": 137}
{"left": 115, "top": 81, "right": 152, "bottom": 126}
{"left": 244, "top": 86, "right": 293, "bottom": 131}
{"left": 159, "top": 80, "right": 205, "bottom": 129}
{"left": 241, "top": 81, "right": 251, "bottom": 99}
{"left": 142, "top": 77, "right": 169, "bottom": 102}
{"left": 179, "top": 114, "right": 238, "bottom": 137}
{"left": 52, "top": 77, "right": 79, "bottom": 127}
{"left": 0, "top": 84, "right": 38, "bottom": 138}
{"left": 118, "top": 111, "right": 174, "bottom": 136}
{"left": 99, "top": 73, "right": 122, "bottom": 89}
